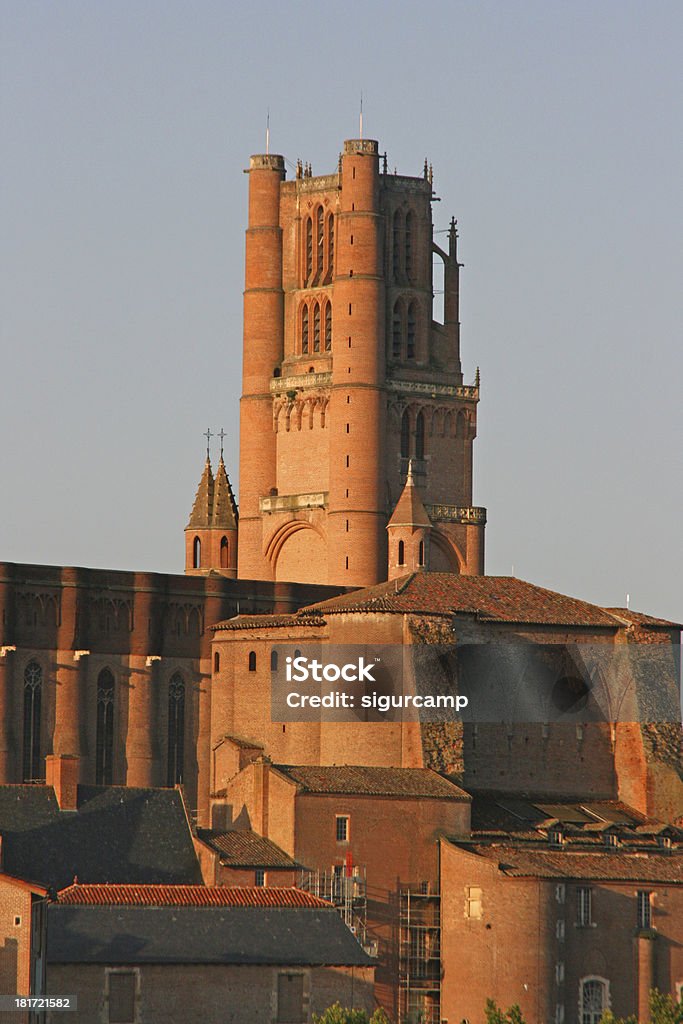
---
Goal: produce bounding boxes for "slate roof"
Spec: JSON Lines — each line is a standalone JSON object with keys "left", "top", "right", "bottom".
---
{"left": 450, "top": 842, "right": 683, "bottom": 882}
{"left": 301, "top": 573, "right": 621, "bottom": 627}
{"left": 0, "top": 785, "right": 202, "bottom": 890}
{"left": 57, "top": 884, "right": 326, "bottom": 907}
{"left": 47, "top": 905, "right": 374, "bottom": 966}
{"left": 197, "top": 830, "right": 300, "bottom": 869}
{"left": 273, "top": 764, "right": 469, "bottom": 800}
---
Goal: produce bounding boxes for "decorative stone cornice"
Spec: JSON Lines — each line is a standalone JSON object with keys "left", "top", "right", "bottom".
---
{"left": 259, "top": 492, "right": 328, "bottom": 514}
{"left": 426, "top": 504, "right": 487, "bottom": 525}
{"left": 387, "top": 379, "right": 479, "bottom": 401}
{"left": 271, "top": 373, "right": 332, "bottom": 395}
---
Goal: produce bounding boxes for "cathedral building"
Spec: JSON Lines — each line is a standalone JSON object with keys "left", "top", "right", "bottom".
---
{"left": 0, "top": 136, "right": 681, "bottom": 1023}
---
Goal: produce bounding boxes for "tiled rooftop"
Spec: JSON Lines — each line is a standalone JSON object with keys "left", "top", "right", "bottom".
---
{"left": 273, "top": 764, "right": 470, "bottom": 800}
{"left": 56, "top": 883, "right": 330, "bottom": 908}
{"left": 452, "top": 843, "right": 683, "bottom": 882}
{"left": 302, "top": 574, "right": 622, "bottom": 627}
{"left": 197, "top": 830, "right": 300, "bottom": 868}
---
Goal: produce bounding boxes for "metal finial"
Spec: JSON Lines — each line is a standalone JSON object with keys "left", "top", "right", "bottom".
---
{"left": 423, "top": 158, "right": 428, "bottom": 179}
{"left": 204, "top": 428, "right": 213, "bottom": 458}
{"left": 475, "top": 367, "right": 480, "bottom": 388}
{"left": 219, "top": 428, "right": 226, "bottom": 459}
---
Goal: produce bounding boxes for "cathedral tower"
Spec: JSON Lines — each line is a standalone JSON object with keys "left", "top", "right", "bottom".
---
{"left": 237, "top": 138, "right": 486, "bottom": 587}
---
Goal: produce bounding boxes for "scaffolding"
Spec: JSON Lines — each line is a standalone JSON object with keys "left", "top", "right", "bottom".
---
{"left": 398, "top": 884, "right": 441, "bottom": 1024}
{"left": 299, "top": 866, "right": 373, "bottom": 954}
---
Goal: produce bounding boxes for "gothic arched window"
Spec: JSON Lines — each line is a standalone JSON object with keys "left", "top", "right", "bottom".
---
{"left": 96, "top": 668, "right": 114, "bottom": 786}
{"left": 248, "top": 651, "right": 257, "bottom": 672}
{"left": 271, "top": 649, "right": 279, "bottom": 672}
{"left": 393, "top": 302, "right": 403, "bottom": 360}
{"left": 398, "top": 540, "right": 405, "bottom": 566}
{"left": 316, "top": 206, "right": 324, "bottom": 278}
{"left": 220, "top": 536, "right": 229, "bottom": 569}
{"left": 407, "top": 302, "right": 416, "bottom": 360}
{"left": 327, "top": 214, "right": 334, "bottom": 277}
{"left": 415, "top": 410, "right": 425, "bottom": 460}
{"left": 22, "top": 661, "right": 42, "bottom": 783}
{"left": 393, "top": 210, "right": 402, "bottom": 280}
{"left": 192, "top": 536, "right": 201, "bottom": 569}
{"left": 400, "top": 410, "right": 410, "bottom": 459}
{"left": 305, "top": 217, "right": 313, "bottom": 280}
{"left": 313, "top": 302, "right": 321, "bottom": 353}
{"left": 325, "top": 303, "right": 332, "bottom": 351}
{"left": 405, "top": 211, "right": 413, "bottom": 281}
{"left": 302, "top": 305, "right": 309, "bottom": 354}
{"left": 167, "top": 673, "right": 185, "bottom": 786}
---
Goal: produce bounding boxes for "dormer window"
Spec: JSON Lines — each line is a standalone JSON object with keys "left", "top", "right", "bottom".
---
{"left": 604, "top": 832, "right": 619, "bottom": 849}
{"left": 549, "top": 827, "right": 564, "bottom": 847}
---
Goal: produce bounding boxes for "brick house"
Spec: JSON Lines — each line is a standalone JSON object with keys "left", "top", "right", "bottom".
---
{"left": 46, "top": 884, "right": 375, "bottom": 1024}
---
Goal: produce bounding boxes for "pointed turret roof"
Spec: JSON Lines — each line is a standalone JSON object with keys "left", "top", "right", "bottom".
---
{"left": 212, "top": 456, "right": 239, "bottom": 529}
{"left": 186, "top": 457, "right": 215, "bottom": 529}
{"left": 387, "top": 461, "right": 432, "bottom": 530}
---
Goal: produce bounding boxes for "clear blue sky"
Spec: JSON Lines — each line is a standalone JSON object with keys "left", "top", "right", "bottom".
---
{"left": 1, "top": 0, "right": 681, "bottom": 623}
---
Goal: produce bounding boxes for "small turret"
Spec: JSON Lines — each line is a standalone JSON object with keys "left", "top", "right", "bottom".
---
{"left": 185, "top": 443, "right": 238, "bottom": 577}
{"left": 386, "top": 461, "right": 432, "bottom": 579}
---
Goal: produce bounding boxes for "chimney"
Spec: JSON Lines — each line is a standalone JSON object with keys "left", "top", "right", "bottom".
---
{"left": 45, "top": 754, "right": 80, "bottom": 811}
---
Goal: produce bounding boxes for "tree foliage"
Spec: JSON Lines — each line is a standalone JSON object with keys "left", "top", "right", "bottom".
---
{"left": 597, "top": 991, "right": 683, "bottom": 1024}
{"left": 485, "top": 1000, "right": 526, "bottom": 1024}
{"left": 312, "top": 1004, "right": 392, "bottom": 1024}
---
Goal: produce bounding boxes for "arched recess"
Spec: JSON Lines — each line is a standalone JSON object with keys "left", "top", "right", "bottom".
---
{"left": 265, "top": 521, "right": 327, "bottom": 584}
{"left": 429, "top": 530, "right": 464, "bottom": 574}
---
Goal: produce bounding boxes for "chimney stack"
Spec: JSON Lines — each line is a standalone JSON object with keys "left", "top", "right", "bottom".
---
{"left": 45, "top": 754, "right": 80, "bottom": 811}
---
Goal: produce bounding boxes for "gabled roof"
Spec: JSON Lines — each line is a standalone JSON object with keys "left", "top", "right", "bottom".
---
{"left": 48, "top": 905, "right": 375, "bottom": 966}
{"left": 0, "top": 785, "right": 202, "bottom": 890}
{"left": 302, "top": 573, "right": 621, "bottom": 627}
{"left": 57, "top": 884, "right": 325, "bottom": 908}
{"left": 212, "top": 613, "right": 327, "bottom": 632}
{"left": 196, "top": 830, "right": 300, "bottom": 869}
{"left": 273, "top": 764, "right": 469, "bottom": 800}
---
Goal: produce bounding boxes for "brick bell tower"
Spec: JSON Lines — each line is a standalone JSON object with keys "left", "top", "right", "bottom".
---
{"left": 237, "top": 138, "right": 486, "bottom": 587}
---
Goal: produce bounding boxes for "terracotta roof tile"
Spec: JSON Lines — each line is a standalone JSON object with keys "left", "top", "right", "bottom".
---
{"left": 197, "top": 830, "right": 300, "bottom": 869}
{"left": 451, "top": 842, "right": 683, "bottom": 882}
{"left": 273, "top": 764, "right": 470, "bottom": 800}
{"left": 213, "top": 613, "right": 327, "bottom": 632}
{"left": 56, "top": 883, "right": 331, "bottom": 908}
{"left": 302, "top": 573, "right": 621, "bottom": 627}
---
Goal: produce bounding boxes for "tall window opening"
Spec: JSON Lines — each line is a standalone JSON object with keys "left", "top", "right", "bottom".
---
{"left": 313, "top": 302, "right": 321, "bottom": 353}
{"left": 407, "top": 302, "right": 416, "bottom": 359}
{"left": 96, "top": 668, "right": 115, "bottom": 786}
{"left": 327, "top": 215, "right": 334, "bottom": 277}
{"left": 167, "top": 673, "right": 185, "bottom": 786}
{"left": 637, "top": 890, "right": 652, "bottom": 929}
{"left": 415, "top": 410, "right": 425, "bottom": 460}
{"left": 580, "top": 979, "right": 608, "bottom": 1024}
{"left": 302, "top": 305, "right": 309, "bottom": 354}
{"left": 398, "top": 540, "right": 406, "bottom": 566}
{"left": 393, "top": 210, "right": 402, "bottom": 280}
{"left": 325, "top": 303, "right": 332, "bottom": 351}
{"left": 405, "top": 211, "right": 413, "bottom": 281}
{"left": 192, "top": 536, "right": 201, "bottom": 569}
{"left": 248, "top": 651, "right": 257, "bottom": 672}
{"left": 22, "top": 661, "right": 42, "bottom": 782}
{"left": 305, "top": 217, "right": 313, "bottom": 280}
{"left": 419, "top": 540, "right": 425, "bottom": 566}
{"left": 392, "top": 303, "right": 402, "bottom": 359}
{"left": 400, "top": 410, "right": 410, "bottom": 458}
{"left": 316, "top": 206, "right": 324, "bottom": 279}
{"left": 220, "top": 536, "right": 229, "bottom": 569}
